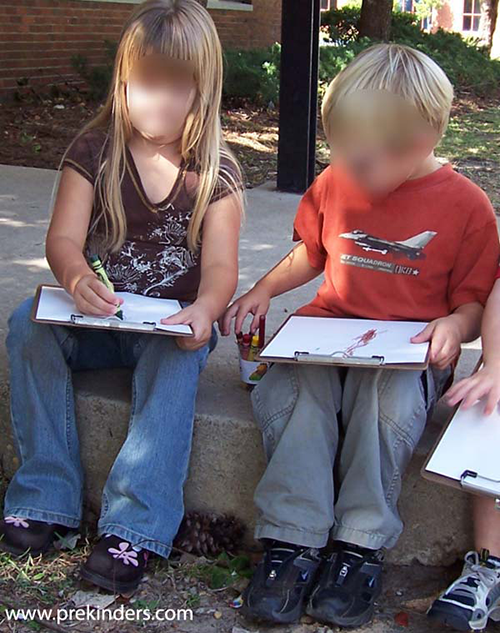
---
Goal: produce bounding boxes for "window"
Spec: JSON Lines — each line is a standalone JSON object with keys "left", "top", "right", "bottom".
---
{"left": 463, "top": 0, "right": 481, "bottom": 31}
{"left": 321, "top": 0, "right": 334, "bottom": 10}
{"left": 398, "top": 0, "right": 414, "bottom": 12}
{"left": 207, "top": 0, "right": 253, "bottom": 10}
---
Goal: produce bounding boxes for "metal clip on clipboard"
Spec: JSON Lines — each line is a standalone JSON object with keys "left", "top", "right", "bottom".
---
{"left": 461, "top": 470, "right": 500, "bottom": 506}
{"left": 293, "top": 351, "right": 385, "bottom": 366}
{"left": 70, "top": 314, "right": 158, "bottom": 332}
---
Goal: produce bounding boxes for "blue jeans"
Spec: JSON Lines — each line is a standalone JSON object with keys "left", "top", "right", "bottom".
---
{"left": 4, "top": 296, "right": 215, "bottom": 558}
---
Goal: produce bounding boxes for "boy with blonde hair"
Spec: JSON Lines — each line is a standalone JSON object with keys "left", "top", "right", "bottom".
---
{"left": 221, "top": 43, "right": 500, "bottom": 627}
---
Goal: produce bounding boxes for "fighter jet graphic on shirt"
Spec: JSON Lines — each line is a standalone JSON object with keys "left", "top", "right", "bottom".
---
{"left": 339, "top": 229, "right": 437, "bottom": 260}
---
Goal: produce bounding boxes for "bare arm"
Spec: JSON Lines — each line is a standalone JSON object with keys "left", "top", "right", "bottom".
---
{"left": 480, "top": 281, "right": 500, "bottom": 366}
{"left": 446, "top": 281, "right": 500, "bottom": 413}
{"left": 220, "top": 241, "right": 323, "bottom": 335}
{"left": 46, "top": 167, "right": 120, "bottom": 316}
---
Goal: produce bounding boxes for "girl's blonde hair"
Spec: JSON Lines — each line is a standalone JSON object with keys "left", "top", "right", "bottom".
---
{"left": 65, "top": 0, "right": 242, "bottom": 253}
{"left": 322, "top": 43, "right": 454, "bottom": 144}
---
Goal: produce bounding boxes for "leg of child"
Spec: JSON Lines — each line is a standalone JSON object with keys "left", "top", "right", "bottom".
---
{"left": 2, "top": 297, "right": 124, "bottom": 555}
{"left": 5, "top": 297, "right": 85, "bottom": 526}
{"left": 251, "top": 363, "right": 343, "bottom": 548}
{"left": 332, "top": 366, "right": 448, "bottom": 549}
{"left": 95, "top": 332, "right": 213, "bottom": 559}
{"left": 242, "top": 363, "right": 342, "bottom": 624}
{"left": 474, "top": 495, "right": 500, "bottom": 556}
{"left": 305, "top": 366, "right": 449, "bottom": 628}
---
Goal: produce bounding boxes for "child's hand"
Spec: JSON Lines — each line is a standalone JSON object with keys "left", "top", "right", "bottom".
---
{"left": 74, "top": 274, "right": 123, "bottom": 317}
{"left": 219, "top": 284, "right": 271, "bottom": 335}
{"left": 411, "top": 315, "right": 462, "bottom": 370}
{"left": 446, "top": 364, "right": 500, "bottom": 415}
{"left": 161, "top": 302, "right": 213, "bottom": 351}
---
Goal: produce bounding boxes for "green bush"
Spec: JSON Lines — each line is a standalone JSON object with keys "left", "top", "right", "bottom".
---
{"left": 71, "top": 9, "right": 500, "bottom": 105}
{"left": 321, "top": 8, "right": 500, "bottom": 96}
{"left": 222, "top": 44, "right": 280, "bottom": 105}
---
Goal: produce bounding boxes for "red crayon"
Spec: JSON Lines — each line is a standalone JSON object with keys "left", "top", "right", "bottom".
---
{"left": 241, "top": 334, "right": 251, "bottom": 360}
{"left": 258, "top": 315, "right": 266, "bottom": 349}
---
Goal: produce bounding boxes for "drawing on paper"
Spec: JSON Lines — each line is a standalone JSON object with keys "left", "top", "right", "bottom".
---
{"left": 341, "top": 328, "right": 387, "bottom": 357}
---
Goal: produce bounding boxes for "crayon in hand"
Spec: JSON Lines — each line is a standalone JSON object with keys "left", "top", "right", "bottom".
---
{"left": 89, "top": 255, "right": 123, "bottom": 320}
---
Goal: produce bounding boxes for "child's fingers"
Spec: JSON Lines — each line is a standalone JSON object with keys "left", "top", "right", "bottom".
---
{"left": 78, "top": 286, "right": 117, "bottom": 315}
{"left": 484, "top": 388, "right": 500, "bottom": 416}
{"left": 77, "top": 295, "right": 114, "bottom": 317}
{"left": 219, "top": 302, "right": 240, "bottom": 336}
{"left": 411, "top": 322, "right": 435, "bottom": 344}
{"left": 250, "top": 312, "right": 262, "bottom": 333}
{"left": 161, "top": 307, "right": 192, "bottom": 325}
{"left": 235, "top": 304, "right": 254, "bottom": 335}
{"left": 461, "top": 382, "right": 490, "bottom": 410}
{"left": 88, "top": 277, "right": 120, "bottom": 306}
{"left": 446, "top": 378, "right": 474, "bottom": 405}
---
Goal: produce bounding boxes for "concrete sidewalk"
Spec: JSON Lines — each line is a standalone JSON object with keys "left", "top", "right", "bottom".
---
{"left": 0, "top": 163, "right": 482, "bottom": 566}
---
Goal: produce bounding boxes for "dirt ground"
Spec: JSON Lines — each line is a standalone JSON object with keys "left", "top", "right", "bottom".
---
{"left": 3, "top": 91, "right": 499, "bottom": 206}
{"left": 2, "top": 539, "right": 497, "bottom": 633}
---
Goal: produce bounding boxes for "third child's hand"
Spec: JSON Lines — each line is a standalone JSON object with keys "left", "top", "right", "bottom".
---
{"left": 446, "top": 363, "right": 500, "bottom": 415}
{"left": 219, "top": 284, "right": 271, "bottom": 335}
{"left": 411, "top": 315, "right": 462, "bottom": 370}
{"left": 161, "top": 302, "right": 213, "bottom": 351}
{"left": 73, "top": 274, "right": 123, "bottom": 317}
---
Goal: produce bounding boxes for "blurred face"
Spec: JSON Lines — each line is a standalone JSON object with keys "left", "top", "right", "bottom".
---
{"left": 329, "top": 90, "right": 438, "bottom": 196}
{"left": 332, "top": 134, "right": 434, "bottom": 196}
{"left": 126, "top": 54, "right": 196, "bottom": 142}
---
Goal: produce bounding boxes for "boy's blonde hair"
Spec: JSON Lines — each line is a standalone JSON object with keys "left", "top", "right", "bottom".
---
{"left": 63, "top": 0, "right": 242, "bottom": 254}
{"left": 322, "top": 43, "right": 454, "bottom": 144}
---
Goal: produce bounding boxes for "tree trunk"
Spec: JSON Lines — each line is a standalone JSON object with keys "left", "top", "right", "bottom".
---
{"left": 487, "top": 0, "right": 499, "bottom": 53}
{"left": 358, "top": 0, "right": 393, "bottom": 40}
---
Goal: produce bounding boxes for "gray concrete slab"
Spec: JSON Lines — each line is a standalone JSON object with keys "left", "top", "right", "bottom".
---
{"left": 0, "top": 163, "right": 488, "bottom": 565}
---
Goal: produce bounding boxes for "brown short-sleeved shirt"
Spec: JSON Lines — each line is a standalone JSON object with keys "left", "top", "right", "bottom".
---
{"left": 63, "top": 129, "right": 240, "bottom": 301}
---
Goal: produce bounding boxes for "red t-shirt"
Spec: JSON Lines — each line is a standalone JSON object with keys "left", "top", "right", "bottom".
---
{"left": 293, "top": 163, "right": 500, "bottom": 321}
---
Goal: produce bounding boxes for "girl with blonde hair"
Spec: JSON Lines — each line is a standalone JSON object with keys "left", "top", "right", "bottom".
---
{"left": 1, "top": 0, "right": 242, "bottom": 593}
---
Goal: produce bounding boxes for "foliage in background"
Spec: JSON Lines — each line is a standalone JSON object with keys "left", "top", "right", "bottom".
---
{"left": 71, "top": 10, "right": 500, "bottom": 106}
{"left": 71, "top": 41, "right": 116, "bottom": 103}
{"left": 321, "top": 8, "right": 500, "bottom": 96}
{"left": 222, "top": 44, "right": 280, "bottom": 105}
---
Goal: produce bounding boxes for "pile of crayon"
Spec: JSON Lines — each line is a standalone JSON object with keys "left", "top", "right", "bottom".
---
{"left": 236, "top": 315, "right": 266, "bottom": 360}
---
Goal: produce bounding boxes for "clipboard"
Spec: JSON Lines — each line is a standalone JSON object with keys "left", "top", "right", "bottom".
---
{"left": 31, "top": 284, "right": 193, "bottom": 337}
{"left": 256, "top": 314, "right": 430, "bottom": 370}
{"left": 422, "top": 359, "right": 500, "bottom": 499}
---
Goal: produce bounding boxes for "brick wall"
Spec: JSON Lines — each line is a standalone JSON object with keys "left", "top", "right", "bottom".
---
{"left": 0, "top": 0, "right": 282, "bottom": 95}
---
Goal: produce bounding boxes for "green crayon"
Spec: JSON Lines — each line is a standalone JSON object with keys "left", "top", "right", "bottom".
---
{"left": 89, "top": 255, "right": 123, "bottom": 320}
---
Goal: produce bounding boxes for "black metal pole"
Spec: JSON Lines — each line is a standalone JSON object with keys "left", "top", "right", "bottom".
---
{"left": 277, "top": 0, "right": 321, "bottom": 193}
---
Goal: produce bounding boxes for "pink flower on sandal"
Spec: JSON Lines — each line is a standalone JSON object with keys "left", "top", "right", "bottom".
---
{"left": 107, "top": 541, "right": 139, "bottom": 566}
{"left": 5, "top": 516, "right": 30, "bottom": 528}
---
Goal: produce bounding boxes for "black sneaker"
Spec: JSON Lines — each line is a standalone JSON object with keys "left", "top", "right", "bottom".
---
{"left": 80, "top": 534, "right": 149, "bottom": 594}
{"left": 0, "top": 515, "right": 71, "bottom": 557}
{"left": 306, "top": 542, "right": 384, "bottom": 628}
{"left": 242, "top": 540, "right": 322, "bottom": 624}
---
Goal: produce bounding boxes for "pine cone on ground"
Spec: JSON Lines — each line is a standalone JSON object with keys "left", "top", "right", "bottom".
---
{"left": 173, "top": 511, "right": 245, "bottom": 557}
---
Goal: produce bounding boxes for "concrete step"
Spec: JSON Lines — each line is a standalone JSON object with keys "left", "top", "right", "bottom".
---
{"left": 0, "top": 345, "right": 480, "bottom": 566}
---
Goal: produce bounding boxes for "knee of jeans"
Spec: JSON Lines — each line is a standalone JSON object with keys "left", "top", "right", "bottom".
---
{"left": 6, "top": 297, "right": 39, "bottom": 356}
{"left": 251, "top": 364, "right": 299, "bottom": 433}
{"left": 378, "top": 370, "right": 427, "bottom": 449}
